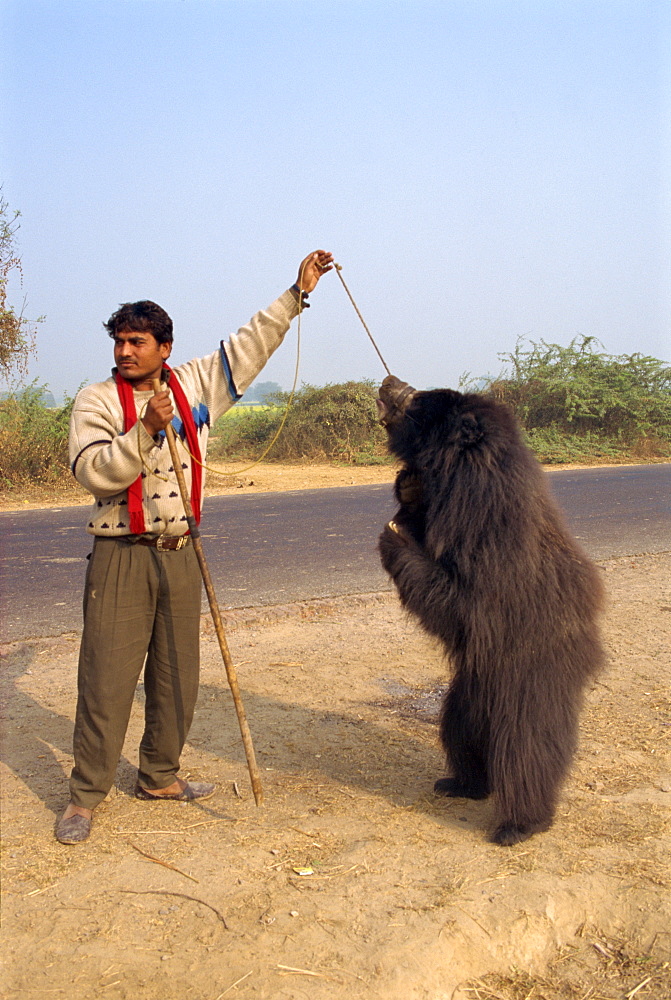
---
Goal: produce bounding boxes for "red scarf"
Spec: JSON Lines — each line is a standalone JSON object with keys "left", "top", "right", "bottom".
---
{"left": 114, "top": 363, "right": 202, "bottom": 533}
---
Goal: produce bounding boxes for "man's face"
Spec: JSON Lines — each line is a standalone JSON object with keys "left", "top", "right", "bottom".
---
{"left": 113, "top": 328, "right": 171, "bottom": 387}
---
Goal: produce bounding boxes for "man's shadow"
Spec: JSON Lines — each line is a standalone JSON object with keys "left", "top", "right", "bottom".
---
{"left": 1, "top": 648, "right": 489, "bottom": 835}
{"left": 0, "top": 643, "right": 138, "bottom": 815}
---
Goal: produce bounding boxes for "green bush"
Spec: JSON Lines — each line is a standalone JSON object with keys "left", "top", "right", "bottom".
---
{"left": 210, "top": 405, "right": 283, "bottom": 459}
{"left": 209, "top": 345, "right": 671, "bottom": 468}
{"left": 0, "top": 383, "right": 73, "bottom": 486}
{"left": 489, "top": 336, "right": 671, "bottom": 446}
{"left": 210, "top": 380, "right": 390, "bottom": 464}
{"left": 523, "top": 427, "right": 634, "bottom": 465}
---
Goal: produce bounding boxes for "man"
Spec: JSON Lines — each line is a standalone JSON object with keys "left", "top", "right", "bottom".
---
{"left": 56, "top": 250, "right": 333, "bottom": 844}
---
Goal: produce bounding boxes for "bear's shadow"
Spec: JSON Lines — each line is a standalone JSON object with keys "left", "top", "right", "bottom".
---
{"left": 185, "top": 679, "right": 492, "bottom": 836}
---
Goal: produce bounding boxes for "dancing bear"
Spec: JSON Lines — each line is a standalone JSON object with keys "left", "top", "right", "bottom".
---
{"left": 377, "top": 375, "right": 605, "bottom": 845}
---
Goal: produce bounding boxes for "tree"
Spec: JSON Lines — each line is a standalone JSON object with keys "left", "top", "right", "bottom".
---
{"left": 243, "top": 380, "right": 283, "bottom": 403}
{"left": 0, "top": 192, "right": 39, "bottom": 384}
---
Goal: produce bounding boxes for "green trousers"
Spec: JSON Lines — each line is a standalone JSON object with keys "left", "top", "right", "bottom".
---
{"left": 69, "top": 537, "right": 202, "bottom": 809}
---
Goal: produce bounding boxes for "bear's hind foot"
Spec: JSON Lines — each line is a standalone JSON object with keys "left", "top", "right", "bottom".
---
{"left": 433, "top": 777, "right": 489, "bottom": 800}
{"left": 491, "top": 819, "right": 552, "bottom": 847}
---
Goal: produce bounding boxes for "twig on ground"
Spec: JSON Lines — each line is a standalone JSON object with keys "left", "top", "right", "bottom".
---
{"left": 215, "top": 970, "right": 253, "bottom": 997}
{"left": 118, "top": 889, "right": 228, "bottom": 929}
{"left": 127, "top": 841, "right": 199, "bottom": 883}
{"left": 625, "top": 977, "right": 652, "bottom": 1000}
{"left": 277, "top": 964, "right": 341, "bottom": 982}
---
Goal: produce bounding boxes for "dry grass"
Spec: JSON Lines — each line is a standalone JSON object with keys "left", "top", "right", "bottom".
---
{"left": 458, "top": 934, "right": 671, "bottom": 1000}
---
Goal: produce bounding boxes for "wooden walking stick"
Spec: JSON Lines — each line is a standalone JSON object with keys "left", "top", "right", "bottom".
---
{"left": 152, "top": 379, "right": 263, "bottom": 806}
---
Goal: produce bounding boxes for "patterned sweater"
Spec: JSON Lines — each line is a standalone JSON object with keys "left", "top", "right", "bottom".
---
{"left": 69, "top": 289, "right": 299, "bottom": 537}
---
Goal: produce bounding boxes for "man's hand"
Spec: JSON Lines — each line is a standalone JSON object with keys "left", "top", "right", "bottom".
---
{"left": 296, "top": 250, "right": 334, "bottom": 294}
{"left": 141, "top": 390, "right": 175, "bottom": 438}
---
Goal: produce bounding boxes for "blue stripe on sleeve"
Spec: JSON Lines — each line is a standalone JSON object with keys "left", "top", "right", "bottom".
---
{"left": 219, "top": 342, "right": 242, "bottom": 401}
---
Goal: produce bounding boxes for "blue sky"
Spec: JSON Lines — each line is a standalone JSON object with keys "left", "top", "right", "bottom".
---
{"left": 2, "top": 0, "right": 669, "bottom": 401}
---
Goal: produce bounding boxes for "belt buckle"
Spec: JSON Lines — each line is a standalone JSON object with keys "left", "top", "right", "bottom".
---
{"left": 155, "top": 534, "right": 188, "bottom": 551}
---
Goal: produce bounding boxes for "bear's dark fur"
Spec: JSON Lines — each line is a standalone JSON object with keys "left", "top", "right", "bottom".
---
{"left": 376, "top": 375, "right": 605, "bottom": 846}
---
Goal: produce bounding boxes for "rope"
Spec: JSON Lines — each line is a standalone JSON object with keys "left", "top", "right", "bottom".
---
{"left": 144, "top": 259, "right": 389, "bottom": 481}
{"left": 140, "top": 331, "right": 300, "bottom": 483}
{"left": 332, "top": 262, "right": 392, "bottom": 376}
{"left": 209, "top": 295, "right": 304, "bottom": 475}
{"left": 143, "top": 260, "right": 309, "bottom": 481}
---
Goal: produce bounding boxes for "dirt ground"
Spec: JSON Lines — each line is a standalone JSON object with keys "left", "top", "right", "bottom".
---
{"left": 0, "top": 461, "right": 399, "bottom": 512}
{"left": 1, "top": 464, "right": 670, "bottom": 1000}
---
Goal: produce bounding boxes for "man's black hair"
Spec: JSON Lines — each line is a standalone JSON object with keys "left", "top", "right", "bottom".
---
{"left": 104, "top": 300, "right": 173, "bottom": 344}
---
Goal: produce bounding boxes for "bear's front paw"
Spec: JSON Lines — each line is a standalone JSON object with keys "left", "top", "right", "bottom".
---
{"left": 378, "top": 520, "right": 411, "bottom": 574}
{"left": 396, "top": 470, "right": 423, "bottom": 506}
{"left": 386, "top": 519, "right": 408, "bottom": 541}
{"left": 379, "top": 519, "right": 411, "bottom": 551}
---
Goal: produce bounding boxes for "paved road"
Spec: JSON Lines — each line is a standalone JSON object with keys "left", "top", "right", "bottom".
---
{"left": 1, "top": 464, "right": 669, "bottom": 642}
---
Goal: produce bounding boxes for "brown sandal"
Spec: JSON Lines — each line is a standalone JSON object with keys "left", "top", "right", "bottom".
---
{"left": 134, "top": 780, "right": 215, "bottom": 802}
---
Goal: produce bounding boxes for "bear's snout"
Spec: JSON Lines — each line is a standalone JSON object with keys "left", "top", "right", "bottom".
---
{"left": 377, "top": 375, "right": 417, "bottom": 426}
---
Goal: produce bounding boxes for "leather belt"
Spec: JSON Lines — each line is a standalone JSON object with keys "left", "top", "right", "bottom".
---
{"left": 134, "top": 535, "right": 191, "bottom": 551}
